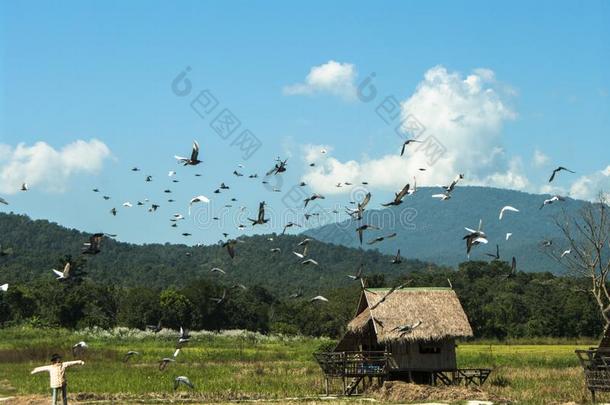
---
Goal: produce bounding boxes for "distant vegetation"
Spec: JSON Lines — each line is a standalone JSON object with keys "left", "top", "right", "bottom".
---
{"left": 0, "top": 212, "right": 603, "bottom": 339}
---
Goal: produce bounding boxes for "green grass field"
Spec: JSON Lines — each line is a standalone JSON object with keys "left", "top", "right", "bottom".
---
{"left": 0, "top": 327, "right": 602, "bottom": 404}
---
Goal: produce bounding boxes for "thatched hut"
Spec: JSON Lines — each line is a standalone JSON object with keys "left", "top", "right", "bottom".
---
{"left": 315, "top": 287, "right": 490, "bottom": 394}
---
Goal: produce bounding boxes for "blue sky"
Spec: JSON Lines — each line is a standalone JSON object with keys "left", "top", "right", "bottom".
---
{"left": 0, "top": 0, "right": 609, "bottom": 245}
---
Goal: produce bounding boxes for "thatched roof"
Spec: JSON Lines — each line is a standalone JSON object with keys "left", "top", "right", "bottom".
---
{"left": 346, "top": 287, "right": 473, "bottom": 343}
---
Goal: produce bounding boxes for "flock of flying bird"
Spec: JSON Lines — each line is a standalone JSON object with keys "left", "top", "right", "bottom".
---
{"left": 0, "top": 138, "right": 577, "bottom": 386}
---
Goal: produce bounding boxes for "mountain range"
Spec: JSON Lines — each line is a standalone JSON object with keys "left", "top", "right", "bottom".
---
{"left": 304, "top": 186, "right": 590, "bottom": 273}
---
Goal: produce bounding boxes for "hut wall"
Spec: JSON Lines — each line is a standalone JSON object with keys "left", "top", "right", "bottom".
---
{"left": 387, "top": 339, "right": 456, "bottom": 371}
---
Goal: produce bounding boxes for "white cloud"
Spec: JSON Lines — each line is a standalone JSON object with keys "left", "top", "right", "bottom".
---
{"left": 0, "top": 139, "right": 111, "bottom": 194}
{"left": 533, "top": 149, "right": 550, "bottom": 167}
{"left": 569, "top": 165, "right": 610, "bottom": 200}
{"left": 283, "top": 60, "right": 357, "bottom": 101}
{"left": 302, "top": 65, "right": 523, "bottom": 193}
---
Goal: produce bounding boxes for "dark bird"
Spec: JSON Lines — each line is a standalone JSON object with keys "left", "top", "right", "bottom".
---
{"left": 110, "top": 208, "right": 117, "bottom": 216}
{"left": 92, "top": 188, "right": 99, "bottom": 193}
{"left": 304, "top": 194, "right": 324, "bottom": 207}
{"left": 381, "top": 184, "right": 410, "bottom": 206}
{"left": 444, "top": 174, "right": 464, "bottom": 193}
{"left": 222, "top": 239, "right": 238, "bottom": 259}
{"left": 103, "top": 196, "right": 111, "bottom": 200}
{"left": 485, "top": 244, "right": 500, "bottom": 261}
{"left": 82, "top": 233, "right": 107, "bottom": 255}
{"left": 282, "top": 222, "right": 301, "bottom": 234}
{"left": 369, "top": 284, "right": 406, "bottom": 310}
{"left": 131, "top": 167, "right": 140, "bottom": 172}
{"left": 548, "top": 166, "right": 575, "bottom": 183}
{"left": 177, "top": 327, "right": 190, "bottom": 346}
{"left": 145, "top": 175, "right": 152, "bottom": 182}
{"left": 463, "top": 220, "right": 488, "bottom": 257}
{"left": 356, "top": 224, "right": 380, "bottom": 245}
{"left": 233, "top": 170, "right": 243, "bottom": 177}
{"left": 248, "top": 202, "right": 269, "bottom": 225}
{"left": 391, "top": 249, "right": 402, "bottom": 264}
{"left": 367, "top": 232, "right": 397, "bottom": 245}
{"left": 266, "top": 157, "right": 288, "bottom": 175}
{"left": 220, "top": 183, "right": 230, "bottom": 190}
{"left": 347, "top": 192, "right": 371, "bottom": 220}
{"left": 175, "top": 140, "right": 202, "bottom": 166}
{"left": 505, "top": 257, "right": 517, "bottom": 279}
{"left": 400, "top": 139, "right": 422, "bottom": 156}
{"left": 0, "top": 197, "right": 8, "bottom": 205}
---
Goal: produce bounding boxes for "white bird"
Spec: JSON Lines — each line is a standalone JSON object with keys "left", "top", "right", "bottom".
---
{"left": 310, "top": 295, "right": 328, "bottom": 303}
{"left": 540, "top": 195, "right": 565, "bottom": 209}
{"left": 174, "top": 376, "right": 194, "bottom": 390}
{"left": 122, "top": 202, "right": 133, "bottom": 208}
{"left": 506, "top": 233, "right": 513, "bottom": 241}
{"left": 188, "top": 195, "right": 210, "bottom": 215}
{"left": 210, "top": 267, "right": 226, "bottom": 275}
{"left": 0, "top": 283, "right": 8, "bottom": 292}
{"left": 301, "top": 258, "right": 319, "bottom": 266}
{"left": 561, "top": 249, "right": 572, "bottom": 258}
{"left": 320, "top": 148, "right": 327, "bottom": 154}
{"left": 432, "top": 193, "right": 451, "bottom": 201}
{"left": 72, "top": 341, "right": 88, "bottom": 356}
{"left": 499, "top": 206, "right": 519, "bottom": 220}
{"left": 51, "top": 262, "right": 71, "bottom": 280}
{"left": 168, "top": 171, "right": 176, "bottom": 177}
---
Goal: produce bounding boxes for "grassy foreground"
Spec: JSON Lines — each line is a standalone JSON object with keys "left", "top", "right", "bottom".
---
{"left": 0, "top": 327, "right": 602, "bottom": 404}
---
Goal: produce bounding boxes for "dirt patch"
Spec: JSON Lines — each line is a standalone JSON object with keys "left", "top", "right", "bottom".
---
{"left": 370, "top": 381, "right": 510, "bottom": 403}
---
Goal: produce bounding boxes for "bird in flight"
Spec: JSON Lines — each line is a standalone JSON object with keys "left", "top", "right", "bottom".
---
{"left": 391, "top": 320, "right": 423, "bottom": 336}
{"left": 367, "top": 233, "right": 397, "bottom": 245}
{"left": 346, "top": 192, "right": 371, "bottom": 220}
{"left": 248, "top": 202, "right": 269, "bottom": 226}
{"left": 382, "top": 184, "right": 411, "bottom": 207}
{"left": 347, "top": 265, "right": 364, "bottom": 281}
{"left": 222, "top": 239, "right": 238, "bottom": 259}
{"left": 72, "top": 341, "right": 88, "bottom": 357}
{"left": 356, "top": 224, "right": 380, "bottom": 245}
{"left": 282, "top": 222, "right": 301, "bottom": 235}
{"left": 463, "top": 219, "right": 488, "bottom": 257}
{"left": 485, "top": 245, "right": 500, "bottom": 261}
{"left": 301, "top": 258, "right": 319, "bottom": 266}
{"left": 400, "top": 139, "right": 422, "bottom": 156}
{"left": 0, "top": 283, "right": 7, "bottom": 292}
{"left": 82, "top": 233, "right": 107, "bottom": 255}
{"left": 175, "top": 140, "right": 202, "bottom": 166}
{"left": 123, "top": 351, "right": 140, "bottom": 363}
{"left": 304, "top": 193, "right": 324, "bottom": 208}
{"left": 188, "top": 195, "right": 210, "bottom": 215}
{"left": 499, "top": 206, "right": 519, "bottom": 220}
{"left": 548, "top": 166, "right": 575, "bottom": 183}
{"left": 51, "top": 262, "right": 71, "bottom": 281}
{"left": 174, "top": 376, "right": 195, "bottom": 390}
{"left": 391, "top": 249, "right": 402, "bottom": 264}
{"left": 21, "top": 183, "right": 28, "bottom": 191}
{"left": 540, "top": 195, "right": 565, "bottom": 209}
{"left": 310, "top": 295, "right": 328, "bottom": 303}
{"left": 266, "top": 157, "right": 288, "bottom": 175}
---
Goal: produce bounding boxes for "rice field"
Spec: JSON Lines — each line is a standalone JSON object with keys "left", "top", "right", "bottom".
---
{"left": 0, "top": 327, "right": 603, "bottom": 404}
